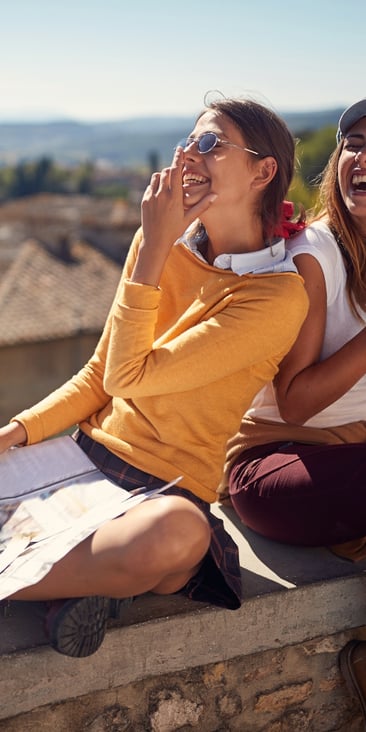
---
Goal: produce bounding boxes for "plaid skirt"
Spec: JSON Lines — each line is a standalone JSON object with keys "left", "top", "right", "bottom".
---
{"left": 75, "top": 431, "right": 241, "bottom": 610}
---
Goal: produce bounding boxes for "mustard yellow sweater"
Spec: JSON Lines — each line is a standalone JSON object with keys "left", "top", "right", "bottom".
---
{"left": 13, "top": 230, "right": 308, "bottom": 502}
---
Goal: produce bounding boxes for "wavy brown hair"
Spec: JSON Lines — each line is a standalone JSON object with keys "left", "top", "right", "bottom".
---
{"left": 315, "top": 143, "right": 366, "bottom": 315}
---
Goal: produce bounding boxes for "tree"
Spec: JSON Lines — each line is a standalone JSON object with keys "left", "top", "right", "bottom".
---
{"left": 288, "top": 172, "right": 319, "bottom": 213}
{"left": 75, "top": 161, "right": 94, "bottom": 194}
{"left": 297, "top": 126, "right": 337, "bottom": 185}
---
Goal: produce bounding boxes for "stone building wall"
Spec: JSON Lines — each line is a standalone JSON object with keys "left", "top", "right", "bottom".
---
{"left": 0, "top": 628, "right": 364, "bottom": 732}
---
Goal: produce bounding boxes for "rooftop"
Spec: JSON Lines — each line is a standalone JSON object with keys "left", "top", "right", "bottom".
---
{"left": 0, "top": 238, "right": 121, "bottom": 346}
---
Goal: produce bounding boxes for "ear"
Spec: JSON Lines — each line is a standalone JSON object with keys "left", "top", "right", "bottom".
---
{"left": 251, "top": 156, "right": 277, "bottom": 191}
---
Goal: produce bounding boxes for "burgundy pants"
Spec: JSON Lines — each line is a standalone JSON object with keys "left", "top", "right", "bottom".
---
{"left": 229, "top": 441, "right": 366, "bottom": 546}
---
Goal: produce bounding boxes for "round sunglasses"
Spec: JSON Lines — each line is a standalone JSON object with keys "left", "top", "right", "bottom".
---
{"left": 176, "top": 131, "right": 259, "bottom": 157}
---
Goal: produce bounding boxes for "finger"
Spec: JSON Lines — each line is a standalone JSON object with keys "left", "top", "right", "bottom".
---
{"left": 150, "top": 172, "right": 160, "bottom": 193}
{"left": 154, "top": 167, "right": 171, "bottom": 194}
{"left": 141, "top": 172, "right": 160, "bottom": 204}
{"left": 184, "top": 194, "right": 218, "bottom": 224}
{"left": 164, "top": 147, "right": 183, "bottom": 190}
{"left": 171, "top": 145, "right": 183, "bottom": 166}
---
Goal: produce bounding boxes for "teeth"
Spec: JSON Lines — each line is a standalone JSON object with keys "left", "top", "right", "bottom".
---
{"left": 183, "top": 174, "right": 208, "bottom": 185}
{"left": 352, "top": 174, "right": 366, "bottom": 185}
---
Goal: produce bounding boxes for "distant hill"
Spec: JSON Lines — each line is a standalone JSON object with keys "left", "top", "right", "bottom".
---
{"left": 0, "top": 109, "right": 342, "bottom": 168}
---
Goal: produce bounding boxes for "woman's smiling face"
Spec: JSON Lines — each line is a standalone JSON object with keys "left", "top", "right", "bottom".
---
{"left": 338, "top": 117, "right": 366, "bottom": 233}
{"left": 181, "top": 110, "right": 260, "bottom": 214}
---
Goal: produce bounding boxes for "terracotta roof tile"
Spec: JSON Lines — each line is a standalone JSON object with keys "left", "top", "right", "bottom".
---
{"left": 0, "top": 239, "right": 122, "bottom": 346}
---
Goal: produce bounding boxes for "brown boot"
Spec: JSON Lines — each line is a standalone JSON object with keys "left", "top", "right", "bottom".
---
{"left": 330, "top": 537, "right": 366, "bottom": 562}
{"left": 339, "top": 640, "right": 366, "bottom": 722}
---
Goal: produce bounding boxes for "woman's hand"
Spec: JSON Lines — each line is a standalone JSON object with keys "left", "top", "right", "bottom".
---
{"left": 0, "top": 422, "right": 27, "bottom": 454}
{"left": 132, "top": 147, "right": 217, "bottom": 287}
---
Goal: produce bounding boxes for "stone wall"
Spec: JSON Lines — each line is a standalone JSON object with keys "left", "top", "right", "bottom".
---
{"left": 0, "top": 628, "right": 364, "bottom": 731}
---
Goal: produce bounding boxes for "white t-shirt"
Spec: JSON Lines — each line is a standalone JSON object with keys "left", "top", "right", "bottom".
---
{"left": 247, "top": 220, "right": 366, "bottom": 427}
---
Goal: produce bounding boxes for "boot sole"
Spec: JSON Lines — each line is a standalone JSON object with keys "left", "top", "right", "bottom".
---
{"left": 47, "top": 596, "right": 132, "bottom": 658}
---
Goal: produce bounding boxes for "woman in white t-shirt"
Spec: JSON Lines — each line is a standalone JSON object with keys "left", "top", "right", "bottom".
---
{"left": 226, "top": 98, "right": 366, "bottom": 719}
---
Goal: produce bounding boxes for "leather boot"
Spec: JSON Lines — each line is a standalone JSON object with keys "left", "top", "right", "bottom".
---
{"left": 45, "top": 596, "right": 134, "bottom": 657}
{"left": 330, "top": 537, "right": 366, "bottom": 562}
{"left": 339, "top": 640, "right": 366, "bottom": 723}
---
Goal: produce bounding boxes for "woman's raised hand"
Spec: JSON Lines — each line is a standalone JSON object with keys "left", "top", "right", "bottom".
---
{"left": 131, "top": 148, "right": 216, "bottom": 287}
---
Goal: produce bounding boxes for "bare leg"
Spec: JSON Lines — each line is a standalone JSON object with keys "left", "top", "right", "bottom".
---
{"left": 9, "top": 495, "right": 211, "bottom": 601}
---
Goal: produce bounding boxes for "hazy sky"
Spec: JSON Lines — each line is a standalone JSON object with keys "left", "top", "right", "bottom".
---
{"left": 0, "top": 0, "right": 364, "bottom": 121}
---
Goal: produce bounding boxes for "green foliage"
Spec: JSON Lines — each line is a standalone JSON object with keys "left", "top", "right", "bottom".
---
{"left": 0, "top": 158, "right": 140, "bottom": 201}
{"left": 296, "top": 126, "right": 337, "bottom": 184}
{"left": 288, "top": 173, "right": 319, "bottom": 213}
{"left": 285, "top": 124, "right": 338, "bottom": 215}
{"left": 0, "top": 157, "right": 72, "bottom": 200}
{"left": 93, "top": 182, "right": 129, "bottom": 198}
{"left": 73, "top": 161, "right": 94, "bottom": 194}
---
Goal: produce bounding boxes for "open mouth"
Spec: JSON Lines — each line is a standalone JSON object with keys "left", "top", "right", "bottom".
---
{"left": 182, "top": 173, "right": 209, "bottom": 187}
{"left": 351, "top": 173, "right": 366, "bottom": 192}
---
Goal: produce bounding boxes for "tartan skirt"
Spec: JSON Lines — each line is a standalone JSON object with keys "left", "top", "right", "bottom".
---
{"left": 75, "top": 431, "right": 242, "bottom": 610}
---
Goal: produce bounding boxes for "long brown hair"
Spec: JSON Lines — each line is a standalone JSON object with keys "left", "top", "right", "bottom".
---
{"left": 316, "top": 143, "right": 366, "bottom": 314}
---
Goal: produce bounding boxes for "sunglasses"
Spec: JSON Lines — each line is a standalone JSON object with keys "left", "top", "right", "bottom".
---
{"left": 176, "top": 131, "right": 259, "bottom": 156}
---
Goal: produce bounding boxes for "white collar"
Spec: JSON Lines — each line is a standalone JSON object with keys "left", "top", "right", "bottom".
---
{"left": 214, "top": 239, "right": 285, "bottom": 274}
{"left": 183, "top": 235, "right": 297, "bottom": 275}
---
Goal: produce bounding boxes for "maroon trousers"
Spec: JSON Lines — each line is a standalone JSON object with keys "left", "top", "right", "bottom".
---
{"left": 229, "top": 441, "right": 366, "bottom": 546}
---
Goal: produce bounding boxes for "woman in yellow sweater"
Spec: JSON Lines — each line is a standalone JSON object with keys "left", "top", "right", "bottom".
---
{"left": 0, "top": 96, "right": 308, "bottom": 657}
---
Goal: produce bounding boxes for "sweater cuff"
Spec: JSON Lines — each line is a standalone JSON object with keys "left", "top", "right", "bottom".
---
{"left": 119, "top": 280, "right": 162, "bottom": 310}
{"left": 10, "top": 411, "right": 43, "bottom": 445}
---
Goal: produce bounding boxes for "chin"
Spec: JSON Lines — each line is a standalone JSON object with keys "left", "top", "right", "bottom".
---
{"left": 184, "top": 190, "right": 204, "bottom": 206}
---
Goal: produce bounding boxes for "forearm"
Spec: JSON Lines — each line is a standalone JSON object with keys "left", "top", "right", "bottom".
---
{"left": 13, "top": 368, "right": 110, "bottom": 444}
{"left": 275, "top": 327, "right": 366, "bottom": 424}
{"left": 0, "top": 421, "right": 27, "bottom": 453}
{"left": 130, "top": 237, "right": 167, "bottom": 288}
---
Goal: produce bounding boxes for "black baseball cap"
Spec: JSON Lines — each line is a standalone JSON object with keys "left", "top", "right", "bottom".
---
{"left": 336, "top": 99, "right": 366, "bottom": 144}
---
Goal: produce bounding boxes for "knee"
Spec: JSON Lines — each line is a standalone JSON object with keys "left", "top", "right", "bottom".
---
{"left": 149, "top": 496, "right": 211, "bottom": 570}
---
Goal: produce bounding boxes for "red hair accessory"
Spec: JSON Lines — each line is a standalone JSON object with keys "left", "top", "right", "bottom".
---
{"left": 273, "top": 201, "right": 306, "bottom": 240}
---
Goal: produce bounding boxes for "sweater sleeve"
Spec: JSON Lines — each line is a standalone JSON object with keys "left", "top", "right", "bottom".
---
{"left": 104, "top": 274, "right": 308, "bottom": 399}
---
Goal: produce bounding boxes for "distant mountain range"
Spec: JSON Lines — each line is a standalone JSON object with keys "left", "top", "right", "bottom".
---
{"left": 0, "top": 109, "right": 343, "bottom": 168}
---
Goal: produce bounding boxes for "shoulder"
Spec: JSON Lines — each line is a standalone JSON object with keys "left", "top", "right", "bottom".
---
{"left": 242, "top": 272, "right": 309, "bottom": 326}
{"left": 261, "top": 274, "right": 309, "bottom": 350}
{"left": 273, "top": 273, "right": 309, "bottom": 319}
{"left": 288, "top": 221, "right": 345, "bottom": 306}
{"left": 287, "top": 220, "right": 340, "bottom": 268}
{"left": 249, "top": 270, "right": 307, "bottom": 300}
{"left": 244, "top": 269, "right": 307, "bottom": 295}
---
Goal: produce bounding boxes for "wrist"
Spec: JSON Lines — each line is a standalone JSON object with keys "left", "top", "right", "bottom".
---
{"left": 2, "top": 421, "right": 27, "bottom": 449}
{"left": 131, "top": 244, "right": 165, "bottom": 287}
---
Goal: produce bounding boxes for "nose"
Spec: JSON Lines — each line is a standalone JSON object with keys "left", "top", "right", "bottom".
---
{"left": 355, "top": 146, "right": 366, "bottom": 160}
{"left": 183, "top": 139, "right": 196, "bottom": 152}
{"left": 183, "top": 140, "right": 201, "bottom": 160}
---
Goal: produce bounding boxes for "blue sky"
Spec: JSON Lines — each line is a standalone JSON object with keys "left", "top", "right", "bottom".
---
{"left": 0, "top": 0, "right": 364, "bottom": 121}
